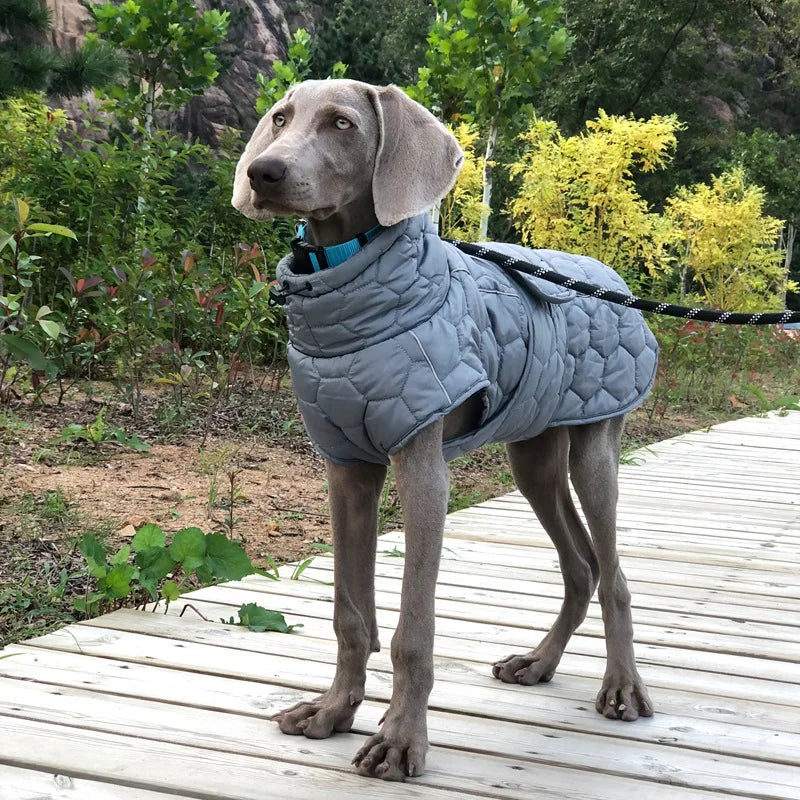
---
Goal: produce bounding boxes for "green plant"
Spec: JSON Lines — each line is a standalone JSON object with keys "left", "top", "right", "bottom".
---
{"left": 0, "top": 197, "right": 77, "bottom": 399}
{"left": 290, "top": 542, "right": 334, "bottom": 581}
{"left": 509, "top": 112, "right": 680, "bottom": 286}
{"left": 90, "top": 0, "right": 230, "bottom": 133}
{"left": 256, "top": 29, "right": 347, "bottom": 114}
{"left": 221, "top": 602, "right": 303, "bottom": 633}
{"left": 415, "top": 0, "right": 571, "bottom": 237}
{"left": 57, "top": 409, "right": 150, "bottom": 451}
{"left": 74, "top": 523, "right": 259, "bottom": 617}
{"left": 0, "top": 0, "right": 123, "bottom": 98}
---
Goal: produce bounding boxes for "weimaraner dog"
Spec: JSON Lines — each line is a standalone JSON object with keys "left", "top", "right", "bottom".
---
{"left": 232, "top": 79, "right": 653, "bottom": 782}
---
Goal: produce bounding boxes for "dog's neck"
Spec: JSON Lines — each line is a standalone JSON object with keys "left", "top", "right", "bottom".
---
{"left": 304, "top": 195, "right": 379, "bottom": 247}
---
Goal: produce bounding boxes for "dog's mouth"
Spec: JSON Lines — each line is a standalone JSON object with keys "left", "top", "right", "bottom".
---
{"left": 251, "top": 190, "right": 336, "bottom": 221}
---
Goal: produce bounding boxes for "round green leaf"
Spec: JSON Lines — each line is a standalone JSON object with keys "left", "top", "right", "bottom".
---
{"left": 38, "top": 319, "right": 61, "bottom": 340}
{"left": 132, "top": 523, "right": 166, "bottom": 551}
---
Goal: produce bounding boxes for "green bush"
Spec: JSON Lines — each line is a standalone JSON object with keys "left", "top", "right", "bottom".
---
{"left": 1, "top": 95, "right": 293, "bottom": 408}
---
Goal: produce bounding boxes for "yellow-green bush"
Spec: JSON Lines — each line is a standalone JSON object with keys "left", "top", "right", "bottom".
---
{"left": 439, "top": 123, "right": 489, "bottom": 241}
{"left": 508, "top": 111, "right": 680, "bottom": 286}
{"left": 665, "top": 168, "right": 795, "bottom": 311}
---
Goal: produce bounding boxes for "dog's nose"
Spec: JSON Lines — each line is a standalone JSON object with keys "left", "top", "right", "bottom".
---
{"left": 247, "top": 156, "right": 287, "bottom": 191}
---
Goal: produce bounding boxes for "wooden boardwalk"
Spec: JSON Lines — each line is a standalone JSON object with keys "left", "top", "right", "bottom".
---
{"left": 1, "top": 412, "right": 799, "bottom": 799}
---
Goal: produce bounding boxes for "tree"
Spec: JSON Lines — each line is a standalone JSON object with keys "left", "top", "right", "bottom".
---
{"left": 0, "top": 0, "right": 122, "bottom": 98}
{"left": 416, "top": 0, "right": 570, "bottom": 239}
{"left": 508, "top": 112, "right": 680, "bottom": 284}
{"left": 89, "top": 0, "right": 230, "bottom": 134}
{"left": 729, "top": 129, "right": 800, "bottom": 306}
{"left": 531, "top": 0, "right": 800, "bottom": 200}
{"left": 256, "top": 29, "right": 346, "bottom": 115}
{"left": 311, "top": 0, "right": 434, "bottom": 86}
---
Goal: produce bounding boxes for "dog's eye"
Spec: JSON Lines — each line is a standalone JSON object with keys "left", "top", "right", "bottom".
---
{"left": 273, "top": 113, "right": 286, "bottom": 128}
{"left": 334, "top": 117, "right": 353, "bottom": 130}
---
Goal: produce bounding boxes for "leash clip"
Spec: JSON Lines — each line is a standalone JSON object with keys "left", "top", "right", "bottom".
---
{"left": 268, "top": 281, "right": 287, "bottom": 307}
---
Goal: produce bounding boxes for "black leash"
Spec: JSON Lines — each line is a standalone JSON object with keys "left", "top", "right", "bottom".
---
{"left": 445, "top": 239, "right": 800, "bottom": 326}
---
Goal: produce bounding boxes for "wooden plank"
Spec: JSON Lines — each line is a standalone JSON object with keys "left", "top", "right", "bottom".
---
{"left": 367, "top": 551, "right": 800, "bottom": 613}
{"left": 180, "top": 581, "right": 800, "bottom": 663}
{"left": 5, "top": 644, "right": 798, "bottom": 744}
{"left": 1, "top": 675, "right": 797, "bottom": 799}
{"left": 0, "top": 716, "right": 477, "bottom": 800}
{"left": 439, "top": 522, "right": 800, "bottom": 566}
{"left": 0, "top": 765, "right": 193, "bottom": 800}
{"left": 231, "top": 572, "right": 800, "bottom": 646}
{"left": 161, "top": 591, "right": 800, "bottom": 684}
{"left": 378, "top": 530, "right": 800, "bottom": 581}
{"left": 69, "top": 609, "right": 800, "bottom": 705}
{"left": 0, "top": 716, "right": 754, "bottom": 800}
{"left": 380, "top": 532, "right": 800, "bottom": 590}
{"left": 295, "top": 556, "right": 800, "bottom": 624}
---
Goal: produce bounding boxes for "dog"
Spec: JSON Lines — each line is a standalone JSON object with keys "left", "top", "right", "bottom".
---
{"left": 232, "top": 79, "right": 657, "bottom": 782}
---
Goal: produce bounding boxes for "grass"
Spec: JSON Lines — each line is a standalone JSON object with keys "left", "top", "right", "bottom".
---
{"left": 0, "top": 489, "right": 117, "bottom": 648}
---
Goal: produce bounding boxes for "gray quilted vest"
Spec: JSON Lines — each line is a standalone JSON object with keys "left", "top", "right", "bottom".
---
{"left": 277, "top": 215, "right": 658, "bottom": 465}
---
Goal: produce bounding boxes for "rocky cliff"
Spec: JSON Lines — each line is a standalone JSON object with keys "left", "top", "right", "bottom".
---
{"left": 45, "top": 0, "right": 327, "bottom": 143}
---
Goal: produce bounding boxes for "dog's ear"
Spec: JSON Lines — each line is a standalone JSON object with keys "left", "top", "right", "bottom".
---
{"left": 231, "top": 98, "right": 286, "bottom": 220}
{"left": 369, "top": 85, "right": 464, "bottom": 227}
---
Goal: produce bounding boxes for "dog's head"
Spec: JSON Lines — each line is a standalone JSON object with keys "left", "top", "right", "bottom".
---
{"left": 231, "top": 79, "right": 464, "bottom": 228}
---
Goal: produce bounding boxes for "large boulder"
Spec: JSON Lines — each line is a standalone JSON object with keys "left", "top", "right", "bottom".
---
{"left": 45, "top": 0, "right": 327, "bottom": 143}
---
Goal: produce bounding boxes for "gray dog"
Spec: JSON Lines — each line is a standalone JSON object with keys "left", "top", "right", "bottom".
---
{"left": 233, "top": 79, "right": 657, "bottom": 782}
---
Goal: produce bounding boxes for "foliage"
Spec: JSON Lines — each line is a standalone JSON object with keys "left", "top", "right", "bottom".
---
{"left": 89, "top": 0, "right": 230, "bottom": 123}
{"left": 311, "top": 0, "right": 434, "bottom": 86}
{"left": 531, "top": 0, "right": 800, "bottom": 201}
{"left": 221, "top": 602, "right": 303, "bottom": 633}
{"left": 665, "top": 169, "right": 792, "bottom": 311}
{"left": 0, "top": 93, "right": 67, "bottom": 185}
{"left": 509, "top": 112, "right": 681, "bottom": 284}
{"left": 646, "top": 318, "right": 800, "bottom": 418}
{"left": 57, "top": 409, "right": 150, "bottom": 452}
{"left": 0, "top": 198, "right": 77, "bottom": 398}
{"left": 729, "top": 130, "right": 800, "bottom": 226}
{"left": 728, "top": 129, "right": 800, "bottom": 302}
{"left": 414, "top": 0, "right": 571, "bottom": 237}
{"left": 0, "top": 0, "right": 123, "bottom": 98}
{"left": 438, "top": 123, "right": 488, "bottom": 241}
{"left": 74, "top": 523, "right": 259, "bottom": 616}
{"left": 256, "top": 28, "right": 347, "bottom": 115}
{"left": 1, "top": 103, "right": 290, "bottom": 411}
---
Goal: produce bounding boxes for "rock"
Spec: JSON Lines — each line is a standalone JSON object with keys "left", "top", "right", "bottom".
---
{"left": 700, "top": 95, "right": 735, "bottom": 125}
{"left": 45, "top": 0, "right": 331, "bottom": 143}
{"left": 116, "top": 523, "right": 137, "bottom": 539}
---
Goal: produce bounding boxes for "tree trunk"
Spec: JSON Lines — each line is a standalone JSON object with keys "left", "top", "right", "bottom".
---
{"left": 479, "top": 118, "right": 499, "bottom": 241}
{"left": 137, "top": 81, "right": 156, "bottom": 213}
{"left": 783, "top": 222, "right": 796, "bottom": 308}
{"left": 144, "top": 80, "right": 155, "bottom": 137}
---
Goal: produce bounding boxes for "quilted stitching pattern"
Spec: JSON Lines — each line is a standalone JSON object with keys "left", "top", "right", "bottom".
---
{"left": 278, "top": 215, "right": 658, "bottom": 465}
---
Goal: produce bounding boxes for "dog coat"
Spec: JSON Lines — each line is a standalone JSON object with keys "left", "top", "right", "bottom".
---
{"left": 276, "top": 214, "right": 658, "bottom": 465}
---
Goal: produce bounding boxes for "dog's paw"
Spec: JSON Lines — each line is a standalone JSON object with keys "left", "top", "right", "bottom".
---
{"left": 595, "top": 670, "right": 654, "bottom": 721}
{"left": 352, "top": 716, "right": 428, "bottom": 781}
{"left": 491, "top": 648, "right": 561, "bottom": 685}
{"left": 270, "top": 689, "right": 364, "bottom": 738}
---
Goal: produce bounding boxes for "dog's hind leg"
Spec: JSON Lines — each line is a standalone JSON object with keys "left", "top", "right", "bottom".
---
{"left": 493, "top": 426, "right": 599, "bottom": 685}
{"left": 569, "top": 417, "right": 654, "bottom": 721}
{"left": 271, "top": 460, "right": 386, "bottom": 738}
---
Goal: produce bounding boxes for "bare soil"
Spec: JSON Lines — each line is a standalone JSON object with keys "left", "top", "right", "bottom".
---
{"left": 2, "top": 387, "right": 712, "bottom": 560}
{"left": 0, "top": 380, "right": 723, "bottom": 647}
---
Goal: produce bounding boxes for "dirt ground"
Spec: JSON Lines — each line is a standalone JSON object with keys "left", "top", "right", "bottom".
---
{"left": 0, "top": 380, "right": 723, "bottom": 647}
{"left": 2, "top": 387, "right": 709, "bottom": 563}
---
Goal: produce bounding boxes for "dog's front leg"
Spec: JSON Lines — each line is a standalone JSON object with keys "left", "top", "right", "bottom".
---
{"left": 271, "top": 460, "right": 386, "bottom": 738}
{"left": 353, "top": 420, "right": 448, "bottom": 781}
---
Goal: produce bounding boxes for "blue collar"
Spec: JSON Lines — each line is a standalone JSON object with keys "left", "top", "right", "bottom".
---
{"left": 290, "top": 222, "right": 383, "bottom": 274}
